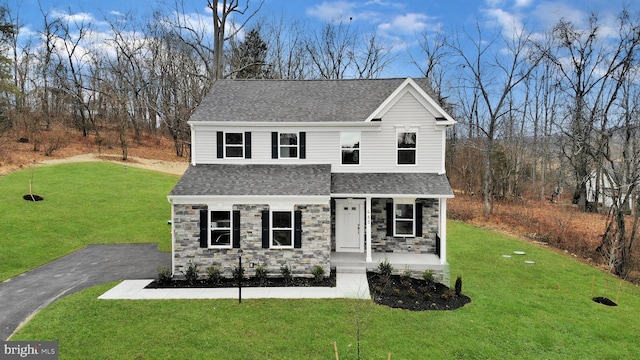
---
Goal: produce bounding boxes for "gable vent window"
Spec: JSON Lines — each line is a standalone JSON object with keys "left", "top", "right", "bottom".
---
{"left": 341, "top": 132, "right": 360, "bottom": 165}
{"left": 397, "top": 132, "right": 416, "bottom": 165}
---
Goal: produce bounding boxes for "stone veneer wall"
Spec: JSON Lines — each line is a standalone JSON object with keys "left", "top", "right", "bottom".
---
{"left": 173, "top": 203, "right": 331, "bottom": 279}
{"left": 370, "top": 198, "right": 439, "bottom": 253}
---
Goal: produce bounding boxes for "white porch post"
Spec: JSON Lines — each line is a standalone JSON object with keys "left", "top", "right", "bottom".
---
{"left": 366, "top": 196, "right": 372, "bottom": 262}
{"left": 439, "top": 198, "right": 447, "bottom": 264}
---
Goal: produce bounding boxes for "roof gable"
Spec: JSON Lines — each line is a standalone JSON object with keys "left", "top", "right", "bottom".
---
{"left": 188, "top": 78, "right": 446, "bottom": 123}
{"left": 365, "top": 78, "right": 455, "bottom": 125}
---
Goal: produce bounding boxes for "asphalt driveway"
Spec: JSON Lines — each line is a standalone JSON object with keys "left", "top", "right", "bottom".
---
{"left": 0, "top": 244, "right": 170, "bottom": 340}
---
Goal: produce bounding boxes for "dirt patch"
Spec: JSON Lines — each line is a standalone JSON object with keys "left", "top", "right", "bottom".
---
{"left": 37, "top": 153, "right": 188, "bottom": 176}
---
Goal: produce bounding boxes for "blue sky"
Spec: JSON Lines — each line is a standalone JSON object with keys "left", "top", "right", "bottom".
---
{"left": 9, "top": 0, "right": 640, "bottom": 77}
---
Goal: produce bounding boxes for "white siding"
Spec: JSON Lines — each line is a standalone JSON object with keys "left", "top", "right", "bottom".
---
{"left": 192, "top": 91, "right": 446, "bottom": 173}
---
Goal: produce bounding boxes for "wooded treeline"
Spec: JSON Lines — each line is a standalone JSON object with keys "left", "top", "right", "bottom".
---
{"left": 0, "top": 1, "right": 638, "bottom": 277}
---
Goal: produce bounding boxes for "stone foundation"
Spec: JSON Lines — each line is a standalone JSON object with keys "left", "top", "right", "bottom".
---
{"left": 173, "top": 203, "right": 331, "bottom": 279}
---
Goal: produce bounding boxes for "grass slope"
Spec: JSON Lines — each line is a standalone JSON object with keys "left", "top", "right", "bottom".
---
{"left": 0, "top": 162, "right": 178, "bottom": 281}
{"left": 11, "top": 221, "right": 640, "bottom": 359}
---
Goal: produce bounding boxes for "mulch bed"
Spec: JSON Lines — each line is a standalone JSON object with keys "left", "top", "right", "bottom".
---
{"left": 367, "top": 272, "right": 471, "bottom": 311}
{"left": 146, "top": 271, "right": 336, "bottom": 288}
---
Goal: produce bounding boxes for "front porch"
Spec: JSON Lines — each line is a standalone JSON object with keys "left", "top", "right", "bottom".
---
{"left": 330, "top": 251, "right": 450, "bottom": 284}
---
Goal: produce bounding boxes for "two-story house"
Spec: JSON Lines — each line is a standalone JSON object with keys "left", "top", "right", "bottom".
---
{"left": 168, "top": 77, "right": 455, "bottom": 283}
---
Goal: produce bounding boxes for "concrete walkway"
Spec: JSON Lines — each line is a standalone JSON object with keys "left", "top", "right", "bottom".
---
{"left": 0, "top": 244, "right": 170, "bottom": 340}
{"left": 99, "top": 269, "right": 371, "bottom": 300}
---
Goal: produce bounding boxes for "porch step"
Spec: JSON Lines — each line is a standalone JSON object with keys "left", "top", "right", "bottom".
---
{"left": 335, "top": 266, "right": 367, "bottom": 274}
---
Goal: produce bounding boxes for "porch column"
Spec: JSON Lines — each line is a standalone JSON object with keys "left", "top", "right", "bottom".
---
{"left": 366, "top": 196, "right": 372, "bottom": 262}
{"left": 439, "top": 198, "right": 447, "bottom": 264}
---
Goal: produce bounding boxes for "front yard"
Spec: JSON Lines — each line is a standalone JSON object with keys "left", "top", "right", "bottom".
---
{"left": 4, "top": 163, "right": 640, "bottom": 358}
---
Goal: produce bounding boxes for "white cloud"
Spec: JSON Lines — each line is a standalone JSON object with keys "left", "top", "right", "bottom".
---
{"left": 483, "top": 7, "right": 524, "bottom": 39}
{"left": 306, "top": 1, "right": 358, "bottom": 21}
{"left": 379, "top": 13, "right": 433, "bottom": 35}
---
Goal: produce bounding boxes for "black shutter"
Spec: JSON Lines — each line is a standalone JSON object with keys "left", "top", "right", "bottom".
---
{"left": 299, "top": 132, "right": 306, "bottom": 159}
{"left": 261, "top": 210, "right": 270, "bottom": 248}
{"left": 216, "top": 132, "right": 224, "bottom": 158}
{"left": 294, "top": 210, "right": 302, "bottom": 248}
{"left": 271, "top": 132, "right": 278, "bottom": 159}
{"left": 232, "top": 210, "right": 241, "bottom": 248}
{"left": 415, "top": 203, "right": 423, "bottom": 237}
{"left": 244, "top": 132, "right": 251, "bottom": 159}
{"left": 386, "top": 201, "right": 394, "bottom": 236}
{"left": 199, "top": 210, "right": 208, "bottom": 248}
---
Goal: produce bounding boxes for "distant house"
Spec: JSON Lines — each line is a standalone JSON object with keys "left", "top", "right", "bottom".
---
{"left": 167, "top": 78, "right": 456, "bottom": 283}
{"left": 586, "top": 168, "right": 636, "bottom": 212}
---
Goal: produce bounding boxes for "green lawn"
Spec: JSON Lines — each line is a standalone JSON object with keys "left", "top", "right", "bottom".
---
{"left": 0, "top": 162, "right": 178, "bottom": 281}
{"left": 11, "top": 215, "right": 640, "bottom": 359}
{"left": 5, "top": 164, "right": 640, "bottom": 359}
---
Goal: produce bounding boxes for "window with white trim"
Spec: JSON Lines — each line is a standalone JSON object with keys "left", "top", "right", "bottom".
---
{"left": 271, "top": 211, "right": 293, "bottom": 248}
{"left": 397, "top": 132, "right": 416, "bottom": 164}
{"left": 341, "top": 132, "right": 360, "bottom": 165}
{"left": 394, "top": 202, "right": 415, "bottom": 237}
{"left": 279, "top": 133, "right": 298, "bottom": 158}
{"left": 210, "top": 211, "right": 231, "bottom": 247}
{"left": 225, "top": 132, "right": 244, "bottom": 158}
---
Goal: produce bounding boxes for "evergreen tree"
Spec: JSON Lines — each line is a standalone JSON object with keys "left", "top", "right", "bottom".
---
{"left": 229, "top": 28, "right": 270, "bottom": 79}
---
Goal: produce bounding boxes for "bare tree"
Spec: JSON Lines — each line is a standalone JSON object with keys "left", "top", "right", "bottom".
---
{"left": 449, "top": 22, "right": 542, "bottom": 216}
{"left": 208, "top": 0, "right": 264, "bottom": 79}
{"left": 548, "top": 12, "right": 639, "bottom": 211}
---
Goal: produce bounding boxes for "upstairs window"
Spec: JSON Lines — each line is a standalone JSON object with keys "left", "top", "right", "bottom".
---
{"left": 217, "top": 132, "right": 251, "bottom": 159}
{"left": 397, "top": 132, "right": 416, "bottom": 165}
{"left": 341, "top": 132, "right": 360, "bottom": 165}
{"left": 272, "top": 132, "right": 306, "bottom": 159}
{"left": 279, "top": 133, "right": 298, "bottom": 158}
{"left": 225, "top": 132, "right": 244, "bottom": 158}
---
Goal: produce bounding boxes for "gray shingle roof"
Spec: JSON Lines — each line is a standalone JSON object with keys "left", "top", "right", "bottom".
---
{"left": 331, "top": 172, "right": 453, "bottom": 197}
{"left": 189, "top": 78, "right": 436, "bottom": 123}
{"left": 170, "top": 164, "right": 332, "bottom": 196}
{"left": 170, "top": 164, "right": 453, "bottom": 198}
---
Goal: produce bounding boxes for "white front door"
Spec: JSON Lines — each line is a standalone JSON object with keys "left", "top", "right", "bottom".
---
{"left": 335, "top": 199, "right": 364, "bottom": 252}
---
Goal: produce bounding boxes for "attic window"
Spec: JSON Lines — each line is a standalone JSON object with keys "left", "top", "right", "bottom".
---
{"left": 371, "top": 118, "right": 382, "bottom": 122}
{"left": 435, "top": 117, "right": 447, "bottom": 122}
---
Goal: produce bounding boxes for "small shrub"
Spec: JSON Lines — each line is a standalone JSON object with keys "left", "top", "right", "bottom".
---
{"left": 232, "top": 265, "right": 245, "bottom": 284}
{"left": 422, "top": 269, "right": 435, "bottom": 283}
{"left": 441, "top": 289, "right": 455, "bottom": 301}
{"left": 401, "top": 268, "right": 412, "bottom": 281}
{"left": 378, "top": 258, "right": 393, "bottom": 277}
{"left": 206, "top": 266, "right": 221, "bottom": 284}
{"left": 374, "top": 285, "right": 384, "bottom": 294}
{"left": 454, "top": 276, "right": 463, "bottom": 296}
{"left": 254, "top": 265, "right": 267, "bottom": 286}
{"left": 280, "top": 264, "right": 292, "bottom": 285}
{"left": 407, "top": 288, "right": 418, "bottom": 298}
{"left": 156, "top": 266, "right": 172, "bottom": 285}
{"left": 423, "top": 291, "right": 432, "bottom": 301}
{"left": 392, "top": 288, "right": 401, "bottom": 296}
{"left": 311, "top": 265, "right": 325, "bottom": 283}
{"left": 182, "top": 261, "right": 199, "bottom": 285}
